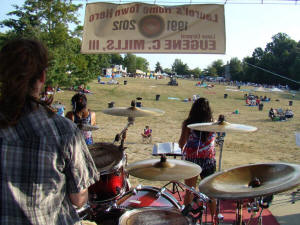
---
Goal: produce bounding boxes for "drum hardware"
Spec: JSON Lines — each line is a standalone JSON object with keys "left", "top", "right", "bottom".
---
{"left": 198, "top": 162, "right": 300, "bottom": 225}
{"left": 156, "top": 187, "right": 167, "bottom": 198}
{"left": 162, "top": 181, "right": 210, "bottom": 204}
{"left": 161, "top": 180, "right": 210, "bottom": 225}
{"left": 126, "top": 155, "right": 202, "bottom": 181}
{"left": 102, "top": 100, "right": 164, "bottom": 147}
{"left": 76, "top": 203, "right": 91, "bottom": 220}
{"left": 188, "top": 115, "right": 258, "bottom": 224}
{"left": 291, "top": 189, "right": 300, "bottom": 204}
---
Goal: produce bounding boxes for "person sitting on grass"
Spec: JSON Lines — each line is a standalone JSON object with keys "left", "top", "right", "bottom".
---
{"left": 141, "top": 125, "right": 152, "bottom": 138}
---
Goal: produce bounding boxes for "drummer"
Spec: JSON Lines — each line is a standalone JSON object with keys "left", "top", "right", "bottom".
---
{"left": 0, "top": 39, "right": 99, "bottom": 224}
{"left": 66, "top": 93, "right": 96, "bottom": 145}
{"left": 179, "top": 98, "right": 217, "bottom": 224}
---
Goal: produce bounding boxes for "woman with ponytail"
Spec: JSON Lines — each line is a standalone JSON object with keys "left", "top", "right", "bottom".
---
{"left": 0, "top": 39, "right": 99, "bottom": 225}
{"left": 66, "top": 93, "right": 96, "bottom": 145}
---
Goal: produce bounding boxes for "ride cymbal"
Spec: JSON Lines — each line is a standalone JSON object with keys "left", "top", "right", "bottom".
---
{"left": 126, "top": 157, "right": 202, "bottom": 181}
{"left": 198, "top": 162, "right": 300, "bottom": 200}
{"left": 102, "top": 106, "right": 165, "bottom": 118}
{"left": 188, "top": 121, "right": 258, "bottom": 133}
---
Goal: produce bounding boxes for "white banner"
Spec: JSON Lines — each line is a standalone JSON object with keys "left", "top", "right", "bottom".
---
{"left": 81, "top": 2, "right": 226, "bottom": 54}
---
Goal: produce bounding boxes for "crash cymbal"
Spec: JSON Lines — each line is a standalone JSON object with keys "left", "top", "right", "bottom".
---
{"left": 126, "top": 157, "right": 202, "bottom": 181}
{"left": 79, "top": 124, "right": 99, "bottom": 131}
{"left": 102, "top": 106, "right": 165, "bottom": 118}
{"left": 198, "top": 162, "right": 300, "bottom": 200}
{"left": 188, "top": 121, "right": 257, "bottom": 133}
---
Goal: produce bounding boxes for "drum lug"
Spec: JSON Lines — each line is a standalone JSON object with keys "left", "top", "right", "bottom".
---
{"left": 132, "top": 188, "right": 138, "bottom": 195}
{"left": 105, "top": 202, "right": 117, "bottom": 212}
{"left": 156, "top": 187, "right": 166, "bottom": 198}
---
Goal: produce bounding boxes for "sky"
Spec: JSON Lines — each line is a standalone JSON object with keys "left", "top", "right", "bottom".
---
{"left": 1, "top": 0, "right": 300, "bottom": 71}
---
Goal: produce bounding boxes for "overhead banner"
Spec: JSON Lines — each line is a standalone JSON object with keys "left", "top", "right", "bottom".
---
{"left": 81, "top": 2, "right": 226, "bottom": 54}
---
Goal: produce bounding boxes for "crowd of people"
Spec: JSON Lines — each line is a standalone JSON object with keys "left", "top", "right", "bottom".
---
{"left": 269, "top": 108, "right": 294, "bottom": 121}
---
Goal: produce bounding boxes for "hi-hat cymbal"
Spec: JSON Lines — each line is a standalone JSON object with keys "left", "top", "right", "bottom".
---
{"left": 126, "top": 157, "right": 202, "bottom": 181}
{"left": 79, "top": 124, "right": 99, "bottom": 131}
{"left": 198, "top": 162, "right": 300, "bottom": 200}
{"left": 102, "top": 106, "right": 165, "bottom": 118}
{"left": 188, "top": 121, "right": 258, "bottom": 133}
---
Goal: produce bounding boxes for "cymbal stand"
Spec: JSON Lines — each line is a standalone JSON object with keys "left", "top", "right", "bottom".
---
{"left": 215, "top": 132, "right": 226, "bottom": 224}
{"left": 163, "top": 180, "right": 210, "bottom": 225}
{"left": 216, "top": 132, "right": 226, "bottom": 172}
{"left": 235, "top": 200, "right": 243, "bottom": 225}
{"left": 113, "top": 116, "right": 135, "bottom": 149}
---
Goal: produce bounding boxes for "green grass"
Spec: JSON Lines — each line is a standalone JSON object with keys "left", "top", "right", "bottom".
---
{"left": 54, "top": 77, "right": 300, "bottom": 190}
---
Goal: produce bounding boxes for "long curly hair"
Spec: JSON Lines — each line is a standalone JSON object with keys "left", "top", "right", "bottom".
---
{"left": 71, "top": 93, "right": 87, "bottom": 113}
{"left": 0, "top": 39, "right": 48, "bottom": 128}
{"left": 183, "top": 98, "right": 213, "bottom": 142}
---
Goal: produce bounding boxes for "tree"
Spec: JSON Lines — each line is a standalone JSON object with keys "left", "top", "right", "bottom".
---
{"left": 211, "top": 59, "right": 224, "bottom": 76}
{"left": 172, "top": 59, "right": 189, "bottom": 76}
{"left": 190, "top": 67, "right": 202, "bottom": 79}
{"left": 136, "top": 56, "right": 149, "bottom": 72}
{"left": 124, "top": 54, "right": 137, "bottom": 74}
{"left": 163, "top": 68, "right": 172, "bottom": 74}
{"left": 0, "top": 0, "right": 87, "bottom": 86}
{"left": 228, "top": 57, "right": 243, "bottom": 81}
{"left": 155, "top": 62, "right": 163, "bottom": 73}
{"left": 111, "top": 54, "right": 123, "bottom": 65}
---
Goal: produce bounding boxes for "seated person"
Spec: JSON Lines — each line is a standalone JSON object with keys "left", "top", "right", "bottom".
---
{"left": 285, "top": 109, "right": 294, "bottom": 118}
{"left": 141, "top": 125, "right": 152, "bottom": 138}
{"left": 269, "top": 108, "right": 275, "bottom": 119}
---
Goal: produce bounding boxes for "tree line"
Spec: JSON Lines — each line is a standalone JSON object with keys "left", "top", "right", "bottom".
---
{"left": 1, "top": 0, "right": 299, "bottom": 89}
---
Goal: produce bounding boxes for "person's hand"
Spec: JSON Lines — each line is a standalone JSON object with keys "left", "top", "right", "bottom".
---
{"left": 45, "top": 95, "right": 54, "bottom": 105}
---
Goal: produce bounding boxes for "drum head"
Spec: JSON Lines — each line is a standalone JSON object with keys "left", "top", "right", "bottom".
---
{"left": 119, "top": 208, "right": 189, "bottom": 225}
{"left": 89, "top": 142, "right": 123, "bottom": 172}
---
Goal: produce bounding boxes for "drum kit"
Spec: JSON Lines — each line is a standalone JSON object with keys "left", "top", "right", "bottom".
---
{"left": 77, "top": 101, "right": 300, "bottom": 225}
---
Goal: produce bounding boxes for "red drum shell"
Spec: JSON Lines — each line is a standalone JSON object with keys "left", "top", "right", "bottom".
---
{"left": 88, "top": 143, "right": 127, "bottom": 202}
{"left": 116, "top": 186, "right": 181, "bottom": 209}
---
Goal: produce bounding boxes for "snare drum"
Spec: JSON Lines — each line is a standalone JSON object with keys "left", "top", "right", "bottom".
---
{"left": 88, "top": 142, "right": 128, "bottom": 202}
{"left": 119, "top": 208, "right": 191, "bottom": 225}
{"left": 116, "top": 186, "right": 181, "bottom": 209}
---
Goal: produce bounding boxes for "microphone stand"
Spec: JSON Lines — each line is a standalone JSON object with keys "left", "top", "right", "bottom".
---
{"left": 113, "top": 100, "right": 136, "bottom": 150}
{"left": 113, "top": 116, "right": 135, "bottom": 150}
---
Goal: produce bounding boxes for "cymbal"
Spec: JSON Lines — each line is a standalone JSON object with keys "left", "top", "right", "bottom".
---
{"left": 188, "top": 121, "right": 258, "bottom": 133}
{"left": 79, "top": 124, "right": 99, "bottom": 131}
{"left": 102, "top": 106, "right": 165, "bottom": 118}
{"left": 198, "top": 162, "right": 300, "bottom": 200}
{"left": 126, "top": 157, "right": 202, "bottom": 181}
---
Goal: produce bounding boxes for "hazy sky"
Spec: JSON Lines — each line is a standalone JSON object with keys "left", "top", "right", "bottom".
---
{"left": 1, "top": 0, "right": 300, "bottom": 70}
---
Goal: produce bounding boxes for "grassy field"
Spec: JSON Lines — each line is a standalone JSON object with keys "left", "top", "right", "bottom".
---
{"left": 54, "top": 77, "right": 300, "bottom": 188}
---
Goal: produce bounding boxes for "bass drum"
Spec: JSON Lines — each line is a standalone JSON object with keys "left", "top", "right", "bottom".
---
{"left": 88, "top": 142, "right": 129, "bottom": 203}
{"left": 86, "top": 186, "right": 182, "bottom": 225}
{"left": 116, "top": 186, "right": 181, "bottom": 209}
